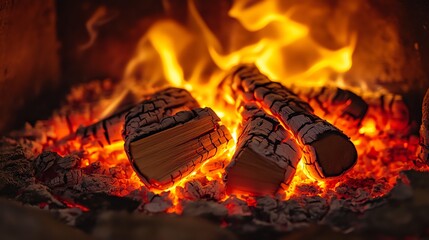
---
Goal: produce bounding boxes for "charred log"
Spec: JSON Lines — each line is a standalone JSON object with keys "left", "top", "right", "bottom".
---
{"left": 290, "top": 85, "right": 368, "bottom": 134}
{"left": 225, "top": 103, "right": 302, "bottom": 196}
{"left": 55, "top": 88, "right": 199, "bottom": 149}
{"left": 123, "top": 107, "right": 232, "bottom": 189}
{"left": 290, "top": 85, "right": 412, "bottom": 136}
{"left": 362, "top": 91, "right": 411, "bottom": 134}
{"left": 220, "top": 64, "right": 357, "bottom": 179}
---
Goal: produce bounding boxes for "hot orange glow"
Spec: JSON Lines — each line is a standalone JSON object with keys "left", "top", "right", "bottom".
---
{"left": 31, "top": 0, "right": 426, "bottom": 213}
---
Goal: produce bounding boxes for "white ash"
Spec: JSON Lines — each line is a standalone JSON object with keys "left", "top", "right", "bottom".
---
{"left": 16, "top": 184, "right": 64, "bottom": 208}
{"left": 143, "top": 193, "right": 173, "bottom": 213}
{"left": 182, "top": 200, "right": 228, "bottom": 218}
{"left": 177, "top": 180, "right": 226, "bottom": 202}
{"left": 222, "top": 197, "right": 252, "bottom": 216}
{"left": 51, "top": 208, "right": 84, "bottom": 227}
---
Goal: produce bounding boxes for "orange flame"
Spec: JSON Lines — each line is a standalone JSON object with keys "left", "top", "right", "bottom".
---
{"left": 119, "top": 0, "right": 359, "bottom": 201}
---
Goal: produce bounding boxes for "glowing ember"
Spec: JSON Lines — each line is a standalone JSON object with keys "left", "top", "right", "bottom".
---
{"left": 24, "top": 0, "right": 428, "bottom": 213}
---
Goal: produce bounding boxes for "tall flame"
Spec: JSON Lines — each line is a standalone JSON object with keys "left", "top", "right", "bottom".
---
{"left": 127, "top": 1, "right": 355, "bottom": 87}
{"left": 122, "top": 0, "right": 357, "bottom": 149}
{"left": 118, "top": 0, "right": 359, "bottom": 201}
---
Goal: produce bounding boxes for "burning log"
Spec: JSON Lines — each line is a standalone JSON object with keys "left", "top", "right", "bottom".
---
{"left": 225, "top": 103, "right": 302, "bottom": 196}
{"left": 362, "top": 91, "right": 411, "bottom": 134}
{"left": 123, "top": 107, "right": 232, "bottom": 189}
{"left": 55, "top": 88, "right": 199, "bottom": 149}
{"left": 289, "top": 85, "right": 368, "bottom": 133}
{"left": 220, "top": 64, "right": 357, "bottom": 179}
{"left": 417, "top": 89, "right": 429, "bottom": 165}
{"left": 290, "top": 85, "right": 412, "bottom": 136}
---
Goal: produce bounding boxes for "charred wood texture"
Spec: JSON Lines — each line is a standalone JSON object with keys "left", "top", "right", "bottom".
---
{"left": 418, "top": 89, "right": 429, "bottom": 165}
{"left": 124, "top": 107, "right": 232, "bottom": 189}
{"left": 291, "top": 85, "right": 413, "bottom": 135}
{"left": 225, "top": 103, "right": 302, "bottom": 196}
{"left": 34, "top": 152, "right": 82, "bottom": 189}
{"left": 220, "top": 64, "right": 357, "bottom": 179}
{"left": 0, "top": 138, "right": 34, "bottom": 196}
{"left": 56, "top": 88, "right": 199, "bottom": 149}
{"left": 49, "top": 81, "right": 138, "bottom": 138}
{"left": 290, "top": 85, "right": 368, "bottom": 134}
{"left": 362, "top": 91, "right": 411, "bottom": 133}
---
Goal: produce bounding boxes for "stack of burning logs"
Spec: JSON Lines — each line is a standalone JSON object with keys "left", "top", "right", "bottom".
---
{"left": 50, "top": 64, "right": 426, "bottom": 197}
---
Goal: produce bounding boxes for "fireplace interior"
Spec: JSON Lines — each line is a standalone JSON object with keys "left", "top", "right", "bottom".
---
{"left": 1, "top": 0, "right": 429, "bottom": 239}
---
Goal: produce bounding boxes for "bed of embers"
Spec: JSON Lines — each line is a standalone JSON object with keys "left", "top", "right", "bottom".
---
{"left": 1, "top": 66, "right": 429, "bottom": 239}
{"left": 2, "top": 1, "right": 429, "bottom": 238}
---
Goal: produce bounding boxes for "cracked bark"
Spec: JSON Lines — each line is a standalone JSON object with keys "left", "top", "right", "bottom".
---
{"left": 55, "top": 88, "right": 199, "bottom": 149}
{"left": 290, "top": 85, "right": 368, "bottom": 133}
{"left": 124, "top": 107, "right": 232, "bottom": 189}
{"left": 291, "top": 85, "right": 412, "bottom": 136}
{"left": 220, "top": 64, "right": 357, "bottom": 179}
{"left": 225, "top": 103, "right": 302, "bottom": 196}
{"left": 34, "top": 151, "right": 83, "bottom": 189}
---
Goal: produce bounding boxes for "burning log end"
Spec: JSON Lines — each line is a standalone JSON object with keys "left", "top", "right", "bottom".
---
{"left": 225, "top": 103, "right": 302, "bottom": 196}
{"left": 124, "top": 107, "right": 232, "bottom": 189}
{"left": 305, "top": 132, "right": 357, "bottom": 178}
{"left": 417, "top": 89, "right": 429, "bottom": 165}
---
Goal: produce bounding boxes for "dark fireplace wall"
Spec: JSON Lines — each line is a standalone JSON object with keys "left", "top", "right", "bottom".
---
{"left": 0, "top": 0, "right": 59, "bottom": 133}
{"left": 0, "top": 0, "right": 429, "bottom": 134}
{"left": 56, "top": 0, "right": 165, "bottom": 86}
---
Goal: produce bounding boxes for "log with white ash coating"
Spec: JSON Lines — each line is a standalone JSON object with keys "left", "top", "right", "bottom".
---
{"left": 123, "top": 107, "right": 232, "bottom": 189}
{"left": 219, "top": 64, "right": 357, "bottom": 179}
{"left": 225, "top": 103, "right": 302, "bottom": 196}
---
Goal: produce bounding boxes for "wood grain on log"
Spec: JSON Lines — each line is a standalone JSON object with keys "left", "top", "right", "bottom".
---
{"left": 418, "top": 89, "right": 429, "bottom": 165}
{"left": 124, "top": 107, "right": 232, "bottom": 189}
{"left": 290, "top": 85, "right": 368, "bottom": 134}
{"left": 225, "top": 103, "right": 302, "bottom": 196}
{"left": 220, "top": 64, "right": 357, "bottom": 179}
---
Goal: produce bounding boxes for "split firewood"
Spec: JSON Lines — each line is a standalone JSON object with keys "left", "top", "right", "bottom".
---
{"left": 54, "top": 88, "right": 199, "bottom": 149}
{"left": 224, "top": 103, "right": 302, "bottom": 196}
{"left": 289, "top": 85, "right": 368, "bottom": 134}
{"left": 123, "top": 107, "right": 232, "bottom": 189}
{"left": 220, "top": 64, "right": 357, "bottom": 179}
{"left": 417, "top": 89, "right": 429, "bottom": 165}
